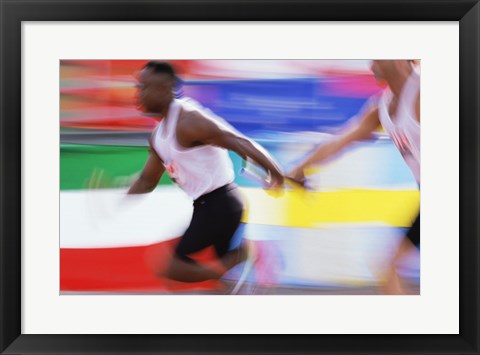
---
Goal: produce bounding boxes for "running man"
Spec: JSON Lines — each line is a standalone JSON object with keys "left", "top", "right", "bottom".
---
{"left": 128, "top": 61, "right": 284, "bottom": 283}
{"left": 288, "top": 60, "right": 420, "bottom": 294}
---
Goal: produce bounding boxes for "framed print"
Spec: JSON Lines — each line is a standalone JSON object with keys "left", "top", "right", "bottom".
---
{"left": 1, "top": 0, "right": 479, "bottom": 354}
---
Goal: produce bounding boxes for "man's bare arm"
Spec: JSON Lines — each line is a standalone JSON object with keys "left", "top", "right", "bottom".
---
{"left": 178, "top": 111, "right": 284, "bottom": 187}
{"left": 128, "top": 150, "right": 165, "bottom": 194}
{"left": 415, "top": 92, "right": 420, "bottom": 123}
{"left": 289, "top": 107, "right": 381, "bottom": 182}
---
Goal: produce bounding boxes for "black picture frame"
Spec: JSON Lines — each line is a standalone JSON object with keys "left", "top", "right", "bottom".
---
{"left": 1, "top": 1, "right": 479, "bottom": 354}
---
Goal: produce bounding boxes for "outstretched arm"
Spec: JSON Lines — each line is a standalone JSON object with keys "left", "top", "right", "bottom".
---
{"left": 127, "top": 149, "right": 165, "bottom": 194}
{"left": 177, "top": 111, "right": 284, "bottom": 188}
{"left": 289, "top": 107, "right": 381, "bottom": 183}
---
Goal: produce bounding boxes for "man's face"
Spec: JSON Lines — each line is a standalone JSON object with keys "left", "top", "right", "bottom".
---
{"left": 135, "top": 68, "right": 174, "bottom": 114}
{"left": 370, "top": 60, "right": 391, "bottom": 82}
{"left": 370, "top": 60, "right": 411, "bottom": 86}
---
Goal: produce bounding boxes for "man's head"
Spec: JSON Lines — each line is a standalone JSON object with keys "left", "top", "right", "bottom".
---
{"left": 370, "top": 60, "right": 415, "bottom": 84}
{"left": 135, "top": 61, "right": 178, "bottom": 115}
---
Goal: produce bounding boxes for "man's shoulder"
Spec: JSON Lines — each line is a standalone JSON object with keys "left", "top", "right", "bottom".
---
{"left": 178, "top": 106, "right": 208, "bottom": 128}
{"left": 176, "top": 99, "right": 226, "bottom": 138}
{"left": 176, "top": 108, "right": 210, "bottom": 145}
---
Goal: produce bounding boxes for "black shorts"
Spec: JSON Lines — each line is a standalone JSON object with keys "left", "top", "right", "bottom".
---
{"left": 406, "top": 213, "right": 420, "bottom": 248}
{"left": 175, "top": 183, "right": 244, "bottom": 261}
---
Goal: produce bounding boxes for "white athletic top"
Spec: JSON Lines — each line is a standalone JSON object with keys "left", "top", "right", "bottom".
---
{"left": 378, "top": 69, "right": 420, "bottom": 184}
{"left": 151, "top": 98, "right": 235, "bottom": 200}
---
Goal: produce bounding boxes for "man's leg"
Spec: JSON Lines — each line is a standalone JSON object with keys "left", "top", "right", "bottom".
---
{"left": 164, "top": 186, "right": 246, "bottom": 283}
{"left": 381, "top": 237, "right": 416, "bottom": 294}
{"left": 381, "top": 214, "right": 420, "bottom": 294}
{"left": 166, "top": 255, "right": 224, "bottom": 282}
{"left": 166, "top": 244, "right": 249, "bottom": 283}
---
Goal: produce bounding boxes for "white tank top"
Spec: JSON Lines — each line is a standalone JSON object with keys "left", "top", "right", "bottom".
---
{"left": 151, "top": 98, "right": 235, "bottom": 200}
{"left": 378, "top": 69, "right": 420, "bottom": 184}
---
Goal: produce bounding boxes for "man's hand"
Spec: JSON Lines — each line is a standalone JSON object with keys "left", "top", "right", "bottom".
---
{"left": 287, "top": 166, "right": 306, "bottom": 187}
{"left": 266, "top": 171, "right": 285, "bottom": 190}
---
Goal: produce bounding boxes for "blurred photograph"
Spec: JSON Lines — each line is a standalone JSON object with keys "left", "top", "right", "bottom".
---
{"left": 60, "top": 60, "right": 420, "bottom": 295}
